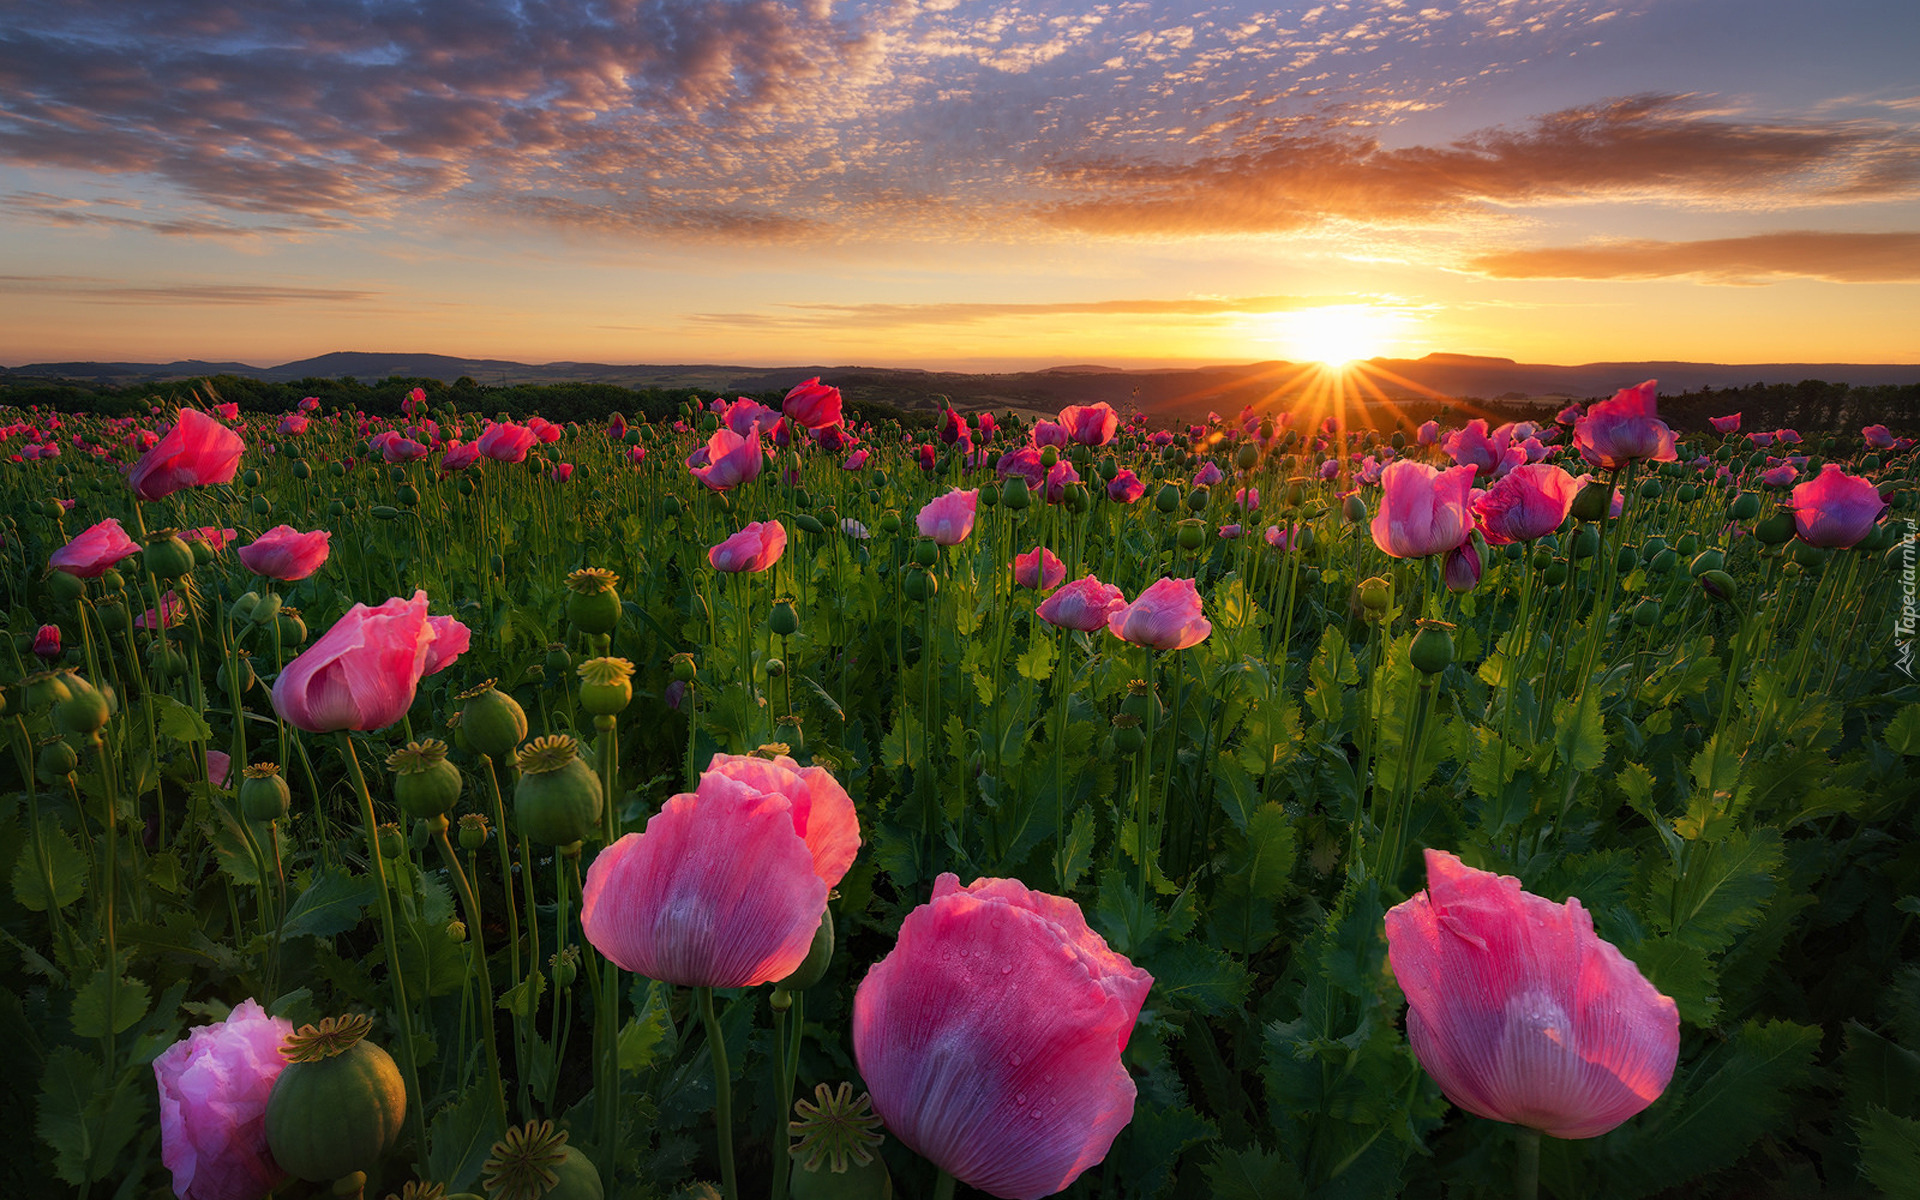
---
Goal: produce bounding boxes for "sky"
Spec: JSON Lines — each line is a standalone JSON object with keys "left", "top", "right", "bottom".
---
{"left": 1, "top": 0, "right": 1917, "bottom": 371}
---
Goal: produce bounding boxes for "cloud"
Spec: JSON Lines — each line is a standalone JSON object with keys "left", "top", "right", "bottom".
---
{"left": 0, "top": 273, "right": 382, "bottom": 304}
{"left": 1038, "top": 94, "right": 1920, "bottom": 236}
{"left": 1464, "top": 230, "right": 1920, "bottom": 283}
{"left": 0, "top": 191, "right": 346, "bottom": 236}
{"left": 687, "top": 294, "right": 1360, "bottom": 331}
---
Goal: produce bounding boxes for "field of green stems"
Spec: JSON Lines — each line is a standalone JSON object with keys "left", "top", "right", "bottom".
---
{"left": 1, "top": 381, "right": 1916, "bottom": 1200}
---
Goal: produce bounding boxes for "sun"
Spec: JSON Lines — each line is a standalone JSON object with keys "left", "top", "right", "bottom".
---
{"left": 1280, "top": 305, "right": 1402, "bottom": 368}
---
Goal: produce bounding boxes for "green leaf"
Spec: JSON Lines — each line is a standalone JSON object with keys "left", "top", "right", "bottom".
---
{"left": 1093, "top": 869, "right": 1155, "bottom": 957}
{"left": 1110, "top": 1100, "right": 1216, "bottom": 1200}
{"left": 878, "top": 721, "right": 909, "bottom": 772}
{"left": 1648, "top": 827, "right": 1782, "bottom": 954}
{"left": 1015, "top": 631, "right": 1057, "bottom": 682}
{"left": 1843, "top": 1021, "right": 1920, "bottom": 1120}
{"left": 279, "top": 867, "right": 378, "bottom": 940}
{"left": 11, "top": 825, "right": 87, "bottom": 912}
{"left": 620, "top": 981, "right": 676, "bottom": 1073}
{"left": 427, "top": 1082, "right": 505, "bottom": 1193}
{"left": 147, "top": 850, "right": 184, "bottom": 895}
{"left": 1553, "top": 688, "right": 1607, "bottom": 774}
{"left": 1150, "top": 941, "right": 1250, "bottom": 1015}
{"left": 1624, "top": 935, "right": 1720, "bottom": 1026}
{"left": 36, "top": 1046, "right": 143, "bottom": 1186}
{"left": 70, "top": 968, "right": 151, "bottom": 1039}
{"left": 397, "top": 915, "right": 468, "bottom": 997}
{"left": 1858, "top": 1106, "right": 1920, "bottom": 1199}
{"left": 153, "top": 694, "right": 214, "bottom": 744}
{"left": 1211, "top": 753, "right": 1260, "bottom": 832}
{"left": 1205, "top": 1145, "right": 1307, "bottom": 1200}
{"left": 1305, "top": 625, "right": 1359, "bottom": 727}
{"left": 499, "top": 970, "right": 547, "bottom": 1019}
{"left": 1887, "top": 704, "right": 1920, "bottom": 755}
{"left": 1057, "top": 806, "right": 1096, "bottom": 894}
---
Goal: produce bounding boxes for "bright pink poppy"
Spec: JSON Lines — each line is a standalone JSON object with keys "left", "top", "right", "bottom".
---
{"left": 49, "top": 517, "right": 141, "bottom": 578}
{"left": 1790, "top": 463, "right": 1887, "bottom": 548}
{"left": 917, "top": 488, "right": 978, "bottom": 546}
{"left": 699, "top": 752, "right": 860, "bottom": 888}
{"left": 1472, "top": 463, "right": 1580, "bottom": 545}
{"left": 238, "top": 526, "right": 331, "bottom": 582}
{"left": 1386, "top": 850, "right": 1679, "bottom": 1139}
{"left": 1233, "top": 486, "right": 1259, "bottom": 512}
{"left": 382, "top": 436, "right": 429, "bottom": 464}
{"left": 1864, "top": 424, "right": 1896, "bottom": 450}
{"left": 709, "top": 520, "right": 788, "bottom": 573}
{"left": 853, "top": 874, "right": 1152, "bottom": 1200}
{"left": 422, "top": 614, "right": 472, "bottom": 676}
{"left": 136, "top": 591, "right": 185, "bottom": 630}
{"left": 1192, "top": 461, "right": 1224, "bottom": 488}
{"left": 841, "top": 448, "right": 869, "bottom": 471}
{"left": 1710, "top": 413, "right": 1741, "bottom": 434}
{"left": 1032, "top": 419, "right": 1069, "bottom": 448}
{"left": 1107, "top": 577, "right": 1210, "bottom": 651}
{"left": 206, "top": 750, "right": 232, "bottom": 789}
{"left": 627, "top": 444, "right": 648, "bottom": 466}
{"left": 722, "top": 397, "right": 781, "bottom": 438}
{"left": 1417, "top": 419, "right": 1440, "bottom": 445}
{"left": 939, "top": 408, "right": 968, "bottom": 445}
{"left": 997, "top": 445, "right": 1046, "bottom": 489}
{"left": 1759, "top": 463, "right": 1798, "bottom": 488}
{"left": 270, "top": 590, "right": 435, "bottom": 733}
{"left": 580, "top": 761, "right": 857, "bottom": 987}
{"left": 33, "top": 623, "right": 60, "bottom": 659}
{"left": 1043, "top": 460, "right": 1080, "bottom": 504}
{"left": 1372, "top": 461, "right": 1477, "bottom": 558}
{"left": 1036, "top": 577, "right": 1128, "bottom": 632}
{"left": 298, "top": 396, "right": 320, "bottom": 413}
{"left": 1107, "top": 469, "right": 1145, "bottom": 503}
{"left": 526, "top": 416, "right": 562, "bottom": 444}
{"left": 1058, "top": 402, "right": 1119, "bottom": 447}
{"left": 1573, "top": 380, "right": 1677, "bottom": 470}
{"left": 548, "top": 462, "right": 574, "bottom": 482}
{"left": 783, "top": 378, "right": 844, "bottom": 430}
{"left": 1013, "top": 546, "right": 1066, "bottom": 591}
{"left": 277, "top": 414, "right": 310, "bottom": 436}
{"left": 690, "top": 425, "right": 764, "bottom": 491}
{"left": 477, "top": 422, "right": 537, "bottom": 463}
{"left": 129, "top": 409, "right": 245, "bottom": 501}
{"left": 154, "top": 998, "right": 292, "bottom": 1200}
{"left": 439, "top": 441, "right": 479, "bottom": 472}
{"left": 183, "top": 526, "right": 238, "bottom": 552}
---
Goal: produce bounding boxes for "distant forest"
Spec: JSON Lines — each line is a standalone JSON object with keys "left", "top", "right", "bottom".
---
{"left": 1, "top": 371, "right": 1916, "bottom": 435}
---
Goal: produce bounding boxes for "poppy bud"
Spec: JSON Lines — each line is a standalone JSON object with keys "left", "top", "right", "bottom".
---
{"left": 377, "top": 823, "right": 407, "bottom": 859}
{"left": 1358, "top": 576, "right": 1391, "bottom": 613}
{"left": 1409, "top": 620, "right": 1455, "bottom": 675}
{"left": 1730, "top": 492, "right": 1760, "bottom": 521}
{"left": 1544, "top": 560, "right": 1570, "bottom": 586}
{"left": 1342, "top": 492, "right": 1368, "bottom": 524}
{"left": 1569, "top": 480, "right": 1612, "bottom": 523}
{"left": 1699, "top": 569, "right": 1737, "bottom": 604}
{"left": 879, "top": 510, "right": 903, "bottom": 533}
{"left": 779, "top": 909, "right": 837, "bottom": 992}
{"left": 911, "top": 539, "right": 938, "bottom": 568}
{"left": 1176, "top": 520, "right": 1206, "bottom": 551}
{"left": 143, "top": 532, "right": 196, "bottom": 580}
{"left": 769, "top": 601, "right": 801, "bottom": 637}
{"left": 903, "top": 569, "right": 938, "bottom": 602}
{"left": 1754, "top": 511, "right": 1795, "bottom": 545}
{"left": 1688, "top": 549, "right": 1725, "bottom": 577}
{"left": 1632, "top": 597, "right": 1662, "bottom": 627}
{"left": 795, "top": 513, "right": 826, "bottom": 535}
{"left": 458, "top": 681, "right": 530, "bottom": 760}
{"left": 46, "top": 570, "right": 85, "bottom": 605}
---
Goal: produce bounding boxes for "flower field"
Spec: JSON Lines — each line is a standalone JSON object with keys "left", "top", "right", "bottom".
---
{"left": 1, "top": 379, "right": 1916, "bottom": 1200}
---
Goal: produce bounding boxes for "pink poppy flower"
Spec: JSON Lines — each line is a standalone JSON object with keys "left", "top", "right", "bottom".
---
{"left": 997, "top": 445, "right": 1046, "bottom": 489}
{"left": 1444, "top": 536, "right": 1482, "bottom": 593}
{"left": 154, "top": 998, "right": 292, "bottom": 1200}
{"left": 205, "top": 750, "right": 232, "bottom": 789}
{"left": 270, "top": 590, "right": 435, "bottom": 733}
{"left": 1107, "top": 577, "right": 1210, "bottom": 650}
{"left": 49, "top": 518, "right": 142, "bottom": 578}
{"left": 136, "top": 591, "right": 185, "bottom": 630}
{"left": 690, "top": 424, "right": 765, "bottom": 491}
{"left": 1573, "top": 380, "right": 1677, "bottom": 470}
{"left": 853, "top": 874, "right": 1152, "bottom": 1200}
{"left": 1032, "top": 419, "right": 1069, "bottom": 448}
{"left": 1192, "top": 461, "right": 1224, "bottom": 487}
{"left": 1043, "top": 459, "right": 1080, "bottom": 504}
{"left": 1107, "top": 469, "right": 1145, "bottom": 503}
{"left": 1417, "top": 419, "right": 1440, "bottom": 445}
{"left": 916, "top": 444, "right": 937, "bottom": 473}
{"left": 1218, "top": 523, "right": 1244, "bottom": 539}
{"left": 183, "top": 526, "right": 238, "bottom": 552}
{"left": 1036, "top": 577, "right": 1128, "bottom": 632}
{"left": 580, "top": 760, "right": 857, "bottom": 987}
{"left": 277, "top": 414, "right": 310, "bottom": 436}
{"left": 815, "top": 424, "right": 858, "bottom": 453}
{"left": 1863, "top": 424, "right": 1895, "bottom": 450}
{"left": 1386, "top": 850, "right": 1679, "bottom": 1139}
{"left": 917, "top": 488, "right": 978, "bottom": 546}
{"left": 238, "top": 526, "right": 331, "bottom": 582}
{"left": 1319, "top": 459, "right": 1339, "bottom": 481}
{"left": 526, "top": 416, "right": 562, "bottom": 444}
{"left": 1473, "top": 464, "right": 1580, "bottom": 545}
{"left": 939, "top": 408, "right": 968, "bottom": 445}
{"left": 627, "top": 444, "right": 648, "bottom": 466}
{"left": 1013, "top": 546, "right": 1066, "bottom": 591}
{"left": 722, "top": 397, "right": 781, "bottom": 438}
{"left": 783, "top": 378, "right": 844, "bottom": 430}
{"left": 977, "top": 412, "right": 999, "bottom": 443}
{"left": 298, "top": 396, "right": 320, "bottom": 413}
{"left": 548, "top": 462, "right": 574, "bottom": 482}
{"left": 33, "top": 623, "right": 60, "bottom": 660}
{"left": 1759, "top": 463, "right": 1798, "bottom": 488}
{"left": 709, "top": 520, "right": 788, "bottom": 573}
{"left": 422, "top": 614, "right": 471, "bottom": 676}
{"left": 1774, "top": 428, "right": 1802, "bottom": 446}
{"left": 1710, "top": 413, "right": 1741, "bottom": 434}
{"left": 477, "top": 422, "right": 538, "bottom": 462}
{"left": 1058, "top": 402, "right": 1119, "bottom": 447}
{"left": 1372, "top": 461, "right": 1477, "bottom": 558}
{"left": 841, "top": 448, "right": 869, "bottom": 470}
{"left": 382, "top": 436, "right": 430, "bottom": 464}
{"left": 1233, "top": 486, "right": 1260, "bottom": 512}
{"left": 1790, "top": 463, "right": 1887, "bottom": 548}
{"left": 128, "top": 409, "right": 245, "bottom": 501}
{"left": 1264, "top": 523, "right": 1299, "bottom": 550}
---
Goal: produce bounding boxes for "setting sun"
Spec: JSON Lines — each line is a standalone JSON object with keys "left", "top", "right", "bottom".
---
{"left": 1280, "top": 305, "right": 1407, "bottom": 367}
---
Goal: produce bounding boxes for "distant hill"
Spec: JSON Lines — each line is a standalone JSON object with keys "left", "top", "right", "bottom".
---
{"left": 4, "top": 350, "right": 1917, "bottom": 425}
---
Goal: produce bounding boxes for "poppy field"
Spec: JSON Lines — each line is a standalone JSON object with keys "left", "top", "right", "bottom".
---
{"left": 2, "top": 379, "right": 1917, "bottom": 1200}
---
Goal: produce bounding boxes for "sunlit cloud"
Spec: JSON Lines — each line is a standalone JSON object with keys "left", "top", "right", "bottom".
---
{"left": 0, "top": 273, "right": 382, "bottom": 305}
{"left": 1466, "top": 230, "right": 1920, "bottom": 283}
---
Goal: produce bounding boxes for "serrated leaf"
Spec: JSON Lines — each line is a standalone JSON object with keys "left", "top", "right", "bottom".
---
{"left": 1553, "top": 688, "right": 1607, "bottom": 773}
{"left": 1651, "top": 827, "right": 1782, "bottom": 954}
{"left": 35, "top": 1045, "right": 141, "bottom": 1185}
{"left": 1205, "top": 1145, "right": 1307, "bottom": 1200}
{"left": 11, "top": 824, "right": 87, "bottom": 912}
{"left": 499, "top": 970, "right": 547, "bottom": 1018}
{"left": 1858, "top": 1106, "right": 1920, "bottom": 1198}
{"left": 878, "top": 720, "right": 909, "bottom": 772}
{"left": 1239, "top": 803, "right": 1296, "bottom": 901}
{"left": 1211, "top": 753, "right": 1260, "bottom": 832}
{"left": 620, "top": 981, "right": 675, "bottom": 1073}
{"left": 427, "top": 1082, "right": 505, "bottom": 1192}
{"left": 1150, "top": 940, "right": 1250, "bottom": 1014}
{"left": 1887, "top": 705, "right": 1920, "bottom": 755}
{"left": 70, "top": 968, "right": 151, "bottom": 1038}
{"left": 1015, "top": 631, "right": 1057, "bottom": 682}
{"left": 279, "top": 867, "right": 377, "bottom": 940}
{"left": 1057, "top": 806, "right": 1095, "bottom": 893}
{"left": 1306, "top": 625, "right": 1359, "bottom": 727}
{"left": 153, "top": 694, "right": 214, "bottom": 744}
{"left": 1110, "top": 1100, "right": 1216, "bottom": 1200}
{"left": 1625, "top": 935, "right": 1719, "bottom": 1026}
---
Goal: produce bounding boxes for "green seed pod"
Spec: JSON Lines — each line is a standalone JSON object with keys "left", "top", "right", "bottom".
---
{"left": 1637, "top": 479, "right": 1664, "bottom": 500}
{"left": 903, "top": 569, "right": 938, "bottom": 602}
{"left": 1569, "top": 480, "right": 1613, "bottom": 523}
{"left": 230, "top": 591, "right": 262, "bottom": 623}
{"left": 544, "top": 643, "right": 573, "bottom": 681}
{"left": 1153, "top": 483, "right": 1181, "bottom": 514}
{"left": 216, "top": 654, "right": 257, "bottom": 697}
{"left": 1570, "top": 525, "right": 1600, "bottom": 559}
{"left": 1632, "top": 598, "right": 1662, "bottom": 628}
{"left": 370, "top": 504, "right": 400, "bottom": 521}
{"left": 1675, "top": 532, "right": 1700, "bottom": 556}
{"left": 328, "top": 461, "right": 346, "bottom": 478}
{"left": 1039, "top": 446, "right": 1058, "bottom": 468}
{"left": 329, "top": 499, "right": 348, "bottom": 518}
{"left": 766, "top": 657, "right": 786, "bottom": 677}
{"left": 661, "top": 494, "right": 684, "bottom": 518}
{"left": 879, "top": 510, "right": 903, "bottom": 534}
{"left": 1234, "top": 442, "right": 1259, "bottom": 471}
{"left": 459, "top": 813, "right": 490, "bottom": 851}
{"left": 1641, "top": 535, "right": 1668, "bottom": 558}
{"left": 242, "top": 468, "right": 262, "bottom": 488}
{"left": 795, "top": 513, "right": 826, "bottom": 535}
{"left": 1185, "top": 486, "right": 1210, "bottom": 512}
{"left": 769, "top": 600, "right": 800, "bottom": 637}
{"left": 239, "top": 763, "right": 292, "bottom": 822}
{"left": 1358, "top": 576, "right": 1392, "bottom": 613}
{"left": 1544, "top": 560, "right": 1569, "bottom": 586}
{"left": 911, "top": 539, "right": 938, "bottom": 568}
{"left": 22, "top": 670, "right": 73, "bottom": 712}
{"left": 1000, "top": 477, "right": 1031, "bottom": 510}
{"left": 1409, "top": 621, "right": 1456, "bottom": 675}
{"left": 482, "top": 1120, "right": 603, "bottom": 1200}
{"left": 251, "top": 591, "right": 284, "bottom": 625}
{"left": 459, "top": 681, "right": 530, "bottom": 760}
{"left": 143, "top": 532, "right": 196, "bottom": 580}
{"left": 276, "top": 609, "right": 308, "bottom": 647}
{"left": 565, "top": 568, "right": 622, "bottom": 635}
{"left": 1791, "top": 539, "right": 1831, "bottom": 569}
{"left": 251, "top": 495, "right": 273, "bottom": 518}
{"left": 37, "top": 737, "right": 80, "bottom": 783}
{"left": 1688, "top": 549, "right": 1725, "bottom": 578}
{"left": 1342, "top": 492, "right": 1367, "bottom": 525}
{"left": 1730, "top": 492, "right": 1760, "bottom": 521}
{"left": 671, "top": 654, "right": 698, "bottom": 683}
{"left": 1699, "top": 569, "right": 1738, "bottom": 604}
{"left": 1754, "top": 511, "right": 1795, "bottom": 545}
{"left": 779, "top": 910, "right": 837, "bottom": 992}
{"left": 378, "top": 823, "right": 407, "bottom": 859}
{"left": 264, "top": 1015, "right": 408, "bottom": 1184}
{"left": 396, "top": 484, "right": 421, "bottom": 508}
{"left": 577, "top": 657, "right": 636, "bottom": 716}
{"left": 1529, "top": 547, "right": 1553, "bottom": 571}
{"left": 1615, "top": 544, "right": 1639, "bottom": 574}
{"left": 1648, "top": 548, "right": 1677, "bottom": 575}
{"left": 1098, "top": 454, "right": 1119, "bottom": 481}
{"left": 291, "top": 460, "right": 312, "bottom": 481}
{"left": 1176, "top": 520, "right": 1206, "bottom": 551}
{"left": 514, "top": 735, "right": 604, "bottom": 849}
{"left": 388, "top": 739, "right": 464, "bottom": 819}
{"left": 1111, "top": 715, "right": 1147, "bottom": 755}
{"left": 53, "top": 673, "right": 111, "bottom": 734}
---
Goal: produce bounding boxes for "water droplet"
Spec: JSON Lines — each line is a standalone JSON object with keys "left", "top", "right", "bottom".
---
{"left": 1010, "top": 1053, "right": 1022, "bottom": 1066}
{"left": 1002, "top": 963, "right": 1013, "bottom": 974}
{"left": 1015, "top": 1092, "right": 1027, "bottom": 1105}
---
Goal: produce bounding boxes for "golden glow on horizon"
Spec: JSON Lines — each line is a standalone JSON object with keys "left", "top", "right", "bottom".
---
{"left": 1277, "top": 305, "right": 1406, "bottom": 368}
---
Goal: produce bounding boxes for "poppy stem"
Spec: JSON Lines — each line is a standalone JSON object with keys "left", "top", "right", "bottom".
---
{"left": 1513, "top": 1126, "right": 1540, "bottom": 1200}
{"left": 932, "top": 1169, "right": 957, "bottom": 1200}
{"left": 697, "top": 986, "right": 740, "bottom": 1200}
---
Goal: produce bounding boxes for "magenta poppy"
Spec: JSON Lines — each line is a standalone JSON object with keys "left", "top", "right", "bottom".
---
{"left": 1573, "top": 380, "right": 1677, "bottom": 470}
{"left": 1472, "top": 464, "right": 1580, "bottom": 545}
{"left": 269, "top": 590, "right": 435, "bottom": 733}
{"left": 691, "top": 425, "right": 765, "bottom": 491}
{"left": 1057, "top": 402, "right": 1118, "bottom": 447}
{"left": 1107, "top": 469, "right": 1145, "bottom": 503}
{"left": 1790, "top": 463, "right": 1887, "bottom": 548}
{"left": 49, "top": 517, "right": 141, "bottom": 578}
{"left": 238, "top": 526, "right": 331, "bottom": 582}
{"left": 129, "top": 409, "right": 245, "bottom": 501}
{"left": 783, "top": 378, "right": 844, "bottom": 430}
{"left": 1107, "top": 577, "right": 1210, "bottom": 650}
{"left": 917, "top": 488, "right": 978, "bottom": 546}
{"left": 1372, "top": 461, "right": 1477, "bottom": 558}
{"left": 709, "top": 520, "right": 788, "bottom": 573}
{"left": 1013, "top": 546, "right": 1066, "bottom": 591}
{"left": 1036, "top": 577, "right": 1128, "bottom": 632}
{"left": 154, "top": 998, "right": 293, "bottom": 1200}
